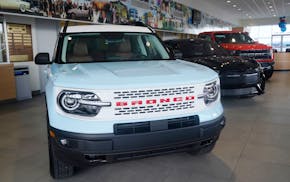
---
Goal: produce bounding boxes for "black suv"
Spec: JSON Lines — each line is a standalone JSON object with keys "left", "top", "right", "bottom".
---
{"left": 164, "top": 38, "right": 265, "bottom": 97}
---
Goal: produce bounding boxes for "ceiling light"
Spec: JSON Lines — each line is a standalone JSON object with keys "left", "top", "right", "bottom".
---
{"left": 233, "top": 4, "right": 237, "bottom": 7}
{"left": 273, "top": 14, "right": 276, "bottom": 17}
{"left": 269, "top": 5, "right": 273, "bottom": 8}
{"left": 237, "top": 8, "right": 242, "bottom": 11}
{"left": 226, "top": 0, "right": 231, "bottom": 3}
{"left": 270, "top": 9, "right": 274, "bottom": 11}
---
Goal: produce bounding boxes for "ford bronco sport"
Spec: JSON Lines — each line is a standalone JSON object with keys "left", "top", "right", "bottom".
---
{"left": 35, "top": 23, "right": 225, "bottom": 179}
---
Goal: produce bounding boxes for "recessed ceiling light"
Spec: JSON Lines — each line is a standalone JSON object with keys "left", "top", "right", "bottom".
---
{"left": 237, "top": 8, "right": 242, "bottom": 11}
{"left": 226, "top": 0, "right": 231, "bottom": 3}
{"left": 273, "top": 14, "right": 277, "bottom": 16}
{"left": 233, "top": 4, "right": 237, "bottom": 7}
{"left": 269, "top": 6, "right": 273, "bottom": 8}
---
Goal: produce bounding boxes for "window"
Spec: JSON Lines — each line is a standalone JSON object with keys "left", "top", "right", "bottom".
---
{"left": 198, "top": 34, "right": 211, "bottom": 42}
{"left": 214, "top": 33, "right": 254, "bottom": 44}
{"left": 0, "top": 22, "right": 7, "bottom": 63}
{"left": 172, "top": 40, "right": 228, "bottom": 58}
{"left": 61, "top": 32, "right": 170, "bottom": 63}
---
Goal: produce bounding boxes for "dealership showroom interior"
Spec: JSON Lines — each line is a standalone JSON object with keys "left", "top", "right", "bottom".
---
{"left": 1, "top": 0, "right": 290, "bottom": 181}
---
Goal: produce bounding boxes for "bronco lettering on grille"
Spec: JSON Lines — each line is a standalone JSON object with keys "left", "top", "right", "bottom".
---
{"left": 116, "top": 96, "right": 195, "bottom": 107}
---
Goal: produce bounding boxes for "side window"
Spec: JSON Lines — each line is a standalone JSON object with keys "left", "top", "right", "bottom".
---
{"left": 199, "top": 34, "right": 212, "bottom": 42}
{"left": 214, "top": 34, "right": 227, "bottom": 44}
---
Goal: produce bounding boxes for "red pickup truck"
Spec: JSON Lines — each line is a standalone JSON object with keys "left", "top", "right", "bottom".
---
{"left": 198, "top": 31, "right": 274, "bottom": 79}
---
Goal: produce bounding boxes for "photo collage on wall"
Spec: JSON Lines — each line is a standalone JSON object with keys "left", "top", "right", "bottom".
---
{"left": 0, "top": 0, "right": 231, "bottom": 32}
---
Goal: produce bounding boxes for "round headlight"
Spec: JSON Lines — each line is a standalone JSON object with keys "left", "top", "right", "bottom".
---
{"left": 60, "top": 94, "right": 80, "bottom": 111}
{"left": 203, "top": 81, "right": 219, "bottom": 105}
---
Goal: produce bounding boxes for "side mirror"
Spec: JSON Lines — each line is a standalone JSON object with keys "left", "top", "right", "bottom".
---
{"left": 35, "top": 53, "right": 51, "bottom": 65}
{"left": 166, "top": 46, "right": 183, "bottom": 59}
{"left": 173, "top": 49, "right": 183, "bottom": 59}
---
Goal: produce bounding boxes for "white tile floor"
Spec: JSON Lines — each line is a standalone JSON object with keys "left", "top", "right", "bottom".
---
{"left": 1, "top": 72, "right": 290, "bottom": 182}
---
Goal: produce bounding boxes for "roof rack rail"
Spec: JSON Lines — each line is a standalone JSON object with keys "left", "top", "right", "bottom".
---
{"left": 119, "top": 21, "right": 155, "bottom": 33}
{"left": 133, "top": 21, "right": 155, "bottom": 33}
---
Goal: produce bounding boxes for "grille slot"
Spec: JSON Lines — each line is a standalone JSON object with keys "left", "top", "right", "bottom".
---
{"left": 114, "top": 115, "right": 199, "bottom": 135}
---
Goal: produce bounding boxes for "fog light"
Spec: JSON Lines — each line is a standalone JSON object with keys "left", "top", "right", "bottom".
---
{"left": 60, "top": 139, "right": 68, "bottom": 145}
{"left": 220, "top": 118, "right": 226, "bottom": 126}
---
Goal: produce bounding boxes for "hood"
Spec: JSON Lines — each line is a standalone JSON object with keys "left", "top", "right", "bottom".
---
{"left": 220, "top": 42, "right": 271, "bottom": 51}
{"left": 50, "top": 60, "right": 218, "bottom": 89}
{"left": 184, "top": 56, "right": 259, "bottom": 72}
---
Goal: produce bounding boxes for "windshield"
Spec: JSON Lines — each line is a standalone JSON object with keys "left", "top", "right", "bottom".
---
{"left": 61, "top": 33, "right": 170, "bottom": 63}
{"left": 214, "top": 33, "right": 254, "bottom": 44}
{"left": 169, "top": 40, "right": 229, "bottom": 58}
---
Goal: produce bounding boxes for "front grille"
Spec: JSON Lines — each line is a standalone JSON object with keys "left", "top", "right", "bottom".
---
{"left": 114, "top": 115, "right": 199, "bottom": 135}
{"left": 220, "top": 71, "right": 259, "bottom": 88}
{"left": 239, "top": 49, "right": 271, "bottom": 60}
{"left": 114, "top": 86, "right": 195, "bottom": 116}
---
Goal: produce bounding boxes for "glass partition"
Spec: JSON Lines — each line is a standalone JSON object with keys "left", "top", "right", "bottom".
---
{"left": 0, "top": 22, "right": 7, "bottom": 63}
{"left": 271, "top": 35, "right": 290, "bottom": 52}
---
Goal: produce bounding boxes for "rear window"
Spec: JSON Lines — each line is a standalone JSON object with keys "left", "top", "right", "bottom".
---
{"left": 165, "top": 40, "right": 228, "bottom": 58}
{"left": 61, "top": 32, "right": 170, "bottom": 63}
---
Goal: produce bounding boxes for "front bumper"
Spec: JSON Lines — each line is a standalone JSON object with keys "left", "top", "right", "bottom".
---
{"left": 221, "top": 87, "right": 258, "bottom": 96}
{"left": 219, "top": 71, "right": 262, "bottom": 96}
{"left": 50, "top": 115, "right": 225, "bottom": 166}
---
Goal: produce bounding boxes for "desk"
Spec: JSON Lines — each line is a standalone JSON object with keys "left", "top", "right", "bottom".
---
{"left": 274, "top": 53, "right": 290, "bottom": 71}
{"left": 0, "top": 64, "right": 16, "bottom": 101}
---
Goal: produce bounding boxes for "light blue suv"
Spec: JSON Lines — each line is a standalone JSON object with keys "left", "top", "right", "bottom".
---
{"left": 35, "top": 23, "right": 225, "bottom": 179}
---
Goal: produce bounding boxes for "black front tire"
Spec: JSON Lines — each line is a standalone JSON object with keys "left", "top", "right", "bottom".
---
{"left": 48, "top": 138, "right": 74, "bottom": 179}
{"left": 264, "top": 66, "right": 274, "bottom": 80}
{"left": 256, "top": 74, "right": 266, "bottom": 95}
{"left": 46, "top": 108, "right": 74, "bottom": 179}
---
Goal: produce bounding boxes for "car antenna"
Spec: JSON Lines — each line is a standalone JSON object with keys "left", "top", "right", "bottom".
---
{"left": 63, "top": 21, "right": 69, "bottom": 33}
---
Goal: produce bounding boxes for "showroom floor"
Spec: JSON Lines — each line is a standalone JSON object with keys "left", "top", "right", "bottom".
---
{"left": 1, "top": 72, "right": 290, "bottom": 182}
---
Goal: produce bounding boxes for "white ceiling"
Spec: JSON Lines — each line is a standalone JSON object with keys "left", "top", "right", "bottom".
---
{"left": 181, "top": 0, "right": 290, "bottom": 26}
